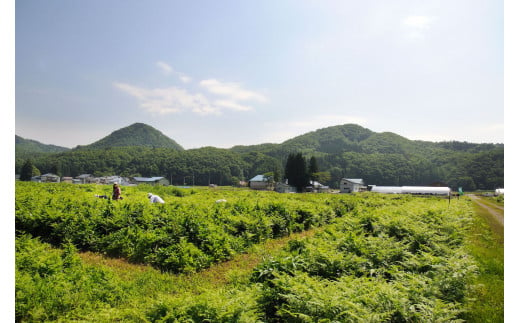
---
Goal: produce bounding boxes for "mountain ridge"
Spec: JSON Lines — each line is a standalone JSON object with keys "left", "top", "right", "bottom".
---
{"left": 15, "top": 135, "right": 70, "bottom": 158}
{"left": 16, "top": 122, "right": 503, "bottom": 155}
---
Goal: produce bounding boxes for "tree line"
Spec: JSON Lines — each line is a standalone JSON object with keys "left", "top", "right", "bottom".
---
{"left": 16, "top": 144, "right": 503, "bottom": 190}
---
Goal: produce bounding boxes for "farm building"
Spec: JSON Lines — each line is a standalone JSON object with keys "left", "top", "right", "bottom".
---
{"left": 306, "top": 181, "right": 330, "bottom": 193}
{"left": 249, "top": 175, "right": 273, "bottom": 190}
{"left": 370, "top": 186, "right": 403, "bottom": 194}
{"left": 41, "top": 173, "right": 60, "bottom": 183}
{"left": 61, "top": 177, "right": 73, "bottom": 183}
{"left": 340, "top": 178, "right": 367, "bottom": 193}
{"left": 495, "top": 188, "right": 504, "bottom": 195}
{"left": 76, "top": 174, "right": 94, "bottom": 184}
{"left": 369, "top": 185, "right": 451, "bottom": 196}
{"left": 132, "top": 176, "right": 170, "bottom": 186}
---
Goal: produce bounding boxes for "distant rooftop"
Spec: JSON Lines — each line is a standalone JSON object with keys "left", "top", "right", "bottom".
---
{"left": 133, "top": 177, "right": 165, "bottom": 182}
{"left": 249, "top": 175, "right": 268, "bottom": 182}
{"left": 343, "top": 178, "right": 364, "bottom": 185}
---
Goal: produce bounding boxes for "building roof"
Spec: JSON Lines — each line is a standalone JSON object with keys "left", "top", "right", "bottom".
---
{"left": 41, "top": 173, "right": 59, "bottom": 177}
{"left": 133, "top": 177, "right": 165, "bottom": 182}
{"left": 249, "top": 175, "right": 268, "bottom": 182}
{"left": 343, "top": 178, "right": 364, "bottom": 185}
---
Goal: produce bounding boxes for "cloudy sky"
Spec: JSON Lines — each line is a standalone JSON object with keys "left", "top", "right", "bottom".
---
{"left": 14, "top": 0, "right": 505, "bottom": 149}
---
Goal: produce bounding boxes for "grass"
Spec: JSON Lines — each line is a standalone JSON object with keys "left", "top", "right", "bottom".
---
{"left": 462, "top": 197, "right": 504, "bottom": 322}
{"left": 79, "top": 227, "right": 322, "bottom": 298}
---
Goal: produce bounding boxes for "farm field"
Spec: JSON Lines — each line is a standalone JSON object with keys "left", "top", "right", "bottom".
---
{"left": 15, "top": 182, "right": 502, "bottom": 322}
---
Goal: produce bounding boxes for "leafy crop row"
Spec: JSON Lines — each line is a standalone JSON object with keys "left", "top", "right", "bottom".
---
{"left": 246, "top": 199, "right": 477, "bottom": 321}
{"left": 15, "top": 182, "right": 478, "bottom": 322}
{"left": 15, "top": 182, "right": 348, "bottom": 273}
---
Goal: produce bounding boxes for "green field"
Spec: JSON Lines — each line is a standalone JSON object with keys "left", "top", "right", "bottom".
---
{"left": 15, "top": 182, "right": 503, "bottom": 322}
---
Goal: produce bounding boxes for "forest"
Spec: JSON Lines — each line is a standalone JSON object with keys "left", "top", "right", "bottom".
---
{"left": 15, "top": 123, "right": 504, "bottom": 190}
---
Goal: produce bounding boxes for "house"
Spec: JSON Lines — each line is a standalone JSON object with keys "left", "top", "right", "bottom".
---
{"left": 98, "top": 176, "right": 123, "bottom": 185}
{"left": 306, "top": 181, "right": 330, "bottom": 193}
{"left": 249, "top": 175, "right": 272, "bottom": 190}
{"left": 132, "top": 176, "right": 170, "bottom": 186}
{"left": 41, "top": 173, "right": 60, "bottom": 183}
{"left": 61, "top": 177, "right": 73, "bottom": 183}
{"left": 76, "top": 174, "right": 94, "bottom": 184}
{"left": 340, "top": 178, "right": 366, "bottom": 193}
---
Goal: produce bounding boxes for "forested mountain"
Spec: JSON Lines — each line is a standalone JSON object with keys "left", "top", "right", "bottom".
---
{"left": 15, "top": 135, "right": 70, "bottom": 159}
{"left": 15, "top": 123, "right": 504, "bottom": 190}
{"left": 73, "top": 123, "right": 184, "bottom": 151}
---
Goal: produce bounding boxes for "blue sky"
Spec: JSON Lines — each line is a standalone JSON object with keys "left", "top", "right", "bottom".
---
{"left": 14, "top": 0, "right": 505, "bottom": 149}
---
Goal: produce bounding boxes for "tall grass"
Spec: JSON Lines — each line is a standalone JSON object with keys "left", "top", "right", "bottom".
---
{"left": 462, "top": 198, "right": 504, "bottom": 322}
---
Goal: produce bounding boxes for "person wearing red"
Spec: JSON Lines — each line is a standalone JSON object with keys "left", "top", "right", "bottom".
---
{"left": 112, "top": 183, "right": 122, "bottom": 200}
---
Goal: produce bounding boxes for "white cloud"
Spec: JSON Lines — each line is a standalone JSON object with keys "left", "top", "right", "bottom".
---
{"left": 403, "top": 16, "right": 435, "bottom": 29}
{"left": 156, "top": 61, "right": 192, "bottom": 83}
{"left": 179, "top": 75, "right": 192, "bottom": 83}
{"left": 156, "top": 61, "right": 173, "bottom": 75}
{"left": 115, "top": 70, "right": 267, "bottom": 116}
{"left": 114, "top": 78, "right": 267, "bottom": 116}
{"left": 200, "top": 79, "right": 268, "bottom": 102}
{"left": 402, "top": 15, "right": 436, "bottom": 39}
{"left": 214, "top": 99, "right": 253, "bottom": 112}
{"left": 113, "top": 82, "right": 219, "bottom": 116}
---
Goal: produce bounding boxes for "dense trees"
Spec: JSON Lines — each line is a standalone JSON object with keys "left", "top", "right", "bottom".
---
{"left": 285, "top": 153, "right": 309, "bottom": 192}
{"left": 14, "top": 124, "right": 504, "bottom": 190}
{"left": 19, "top": 159, "right": 40, "bottom": 181}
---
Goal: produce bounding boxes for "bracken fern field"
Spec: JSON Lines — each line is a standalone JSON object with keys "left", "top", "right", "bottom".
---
{"left": 15, "top": 182, "right": 479, "bottom": 322}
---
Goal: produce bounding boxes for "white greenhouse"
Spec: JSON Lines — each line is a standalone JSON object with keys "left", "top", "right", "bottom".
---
{"left": 370, "top": 185, "right": 451, "bottom": 196}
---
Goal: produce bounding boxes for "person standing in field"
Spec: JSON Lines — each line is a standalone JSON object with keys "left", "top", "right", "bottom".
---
{"left": 112, "top": 183, "right": 122, "bottom": 200}
{"left": 148, "top": 192, "right": 165, "bottom": 204}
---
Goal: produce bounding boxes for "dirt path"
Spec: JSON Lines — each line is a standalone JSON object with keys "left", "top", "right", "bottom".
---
{"left": 468, "top": 194, "right": 504, "bottom": 226}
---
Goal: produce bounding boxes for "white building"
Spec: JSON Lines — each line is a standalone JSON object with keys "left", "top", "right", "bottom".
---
{"left": 132, "top": 176, "right": 170, "bottom": 186}
{"left": 370, "top": 185, "right": 451, "bottom": 195}
{"left": 340, "top": 178, "right": 366, "bottom": 193}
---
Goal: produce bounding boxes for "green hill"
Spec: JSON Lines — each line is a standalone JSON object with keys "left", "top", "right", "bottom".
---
{"left": 73, "top": 123, "right": 184, "bottom": 151}
{"left": 15, "top": 135, "right": 70, "bottom": 157}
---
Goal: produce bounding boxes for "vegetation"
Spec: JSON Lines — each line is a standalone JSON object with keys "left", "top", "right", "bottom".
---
{"left": 15, "top": 135, "right": 70, "bottom": 161}
{"left": 74, "top": 122, "right": 184, "bottom": 151}
{"left": 19, "top": 159, "right": 40, "bottom": 181}
{"left": 462, "top": 197, "right": 504, "bottom": 322}
{"left": 15, "top": 123, "right": 504, "bottom": 190}
{"left": 15, "top": 182, "right": 499, "bottom": 322}
{"left": 284, "top": 152, "right": 310, "bottom": 192}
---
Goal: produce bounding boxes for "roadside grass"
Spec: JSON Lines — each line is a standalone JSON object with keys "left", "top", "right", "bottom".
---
{"left": 462, "top": 198, "right": 504, "bottom": 322}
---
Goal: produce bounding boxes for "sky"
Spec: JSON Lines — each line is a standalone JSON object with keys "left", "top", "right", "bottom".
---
{"left": 14, "top": 0, "right": 505, "bottom": 149}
